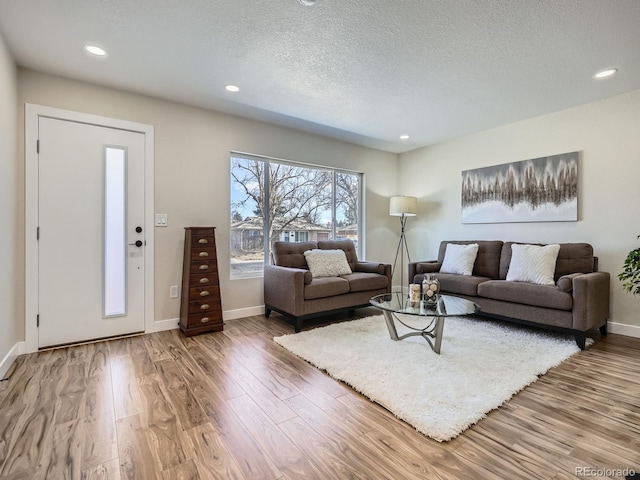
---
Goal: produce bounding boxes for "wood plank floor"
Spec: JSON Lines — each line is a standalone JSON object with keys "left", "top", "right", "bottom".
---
{"left": 1, "top": 309, "right": 639, "bottom": 479}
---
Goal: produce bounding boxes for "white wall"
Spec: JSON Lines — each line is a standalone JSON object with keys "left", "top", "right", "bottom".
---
{"left": 0, "top": 33, "right": 21, "bottom": 373}
{"left": 17, "top": 68, "right": 399, "bottom": 325}
{"left": 13, "top": 67, "right": 638, "bottom": 339}
{"left": 399, "top": 90, "right": 640, "bottom": 335}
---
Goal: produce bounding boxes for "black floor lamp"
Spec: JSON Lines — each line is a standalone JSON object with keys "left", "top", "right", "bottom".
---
{"left": 390, "top": 195, "right": 417, "bottom": 293}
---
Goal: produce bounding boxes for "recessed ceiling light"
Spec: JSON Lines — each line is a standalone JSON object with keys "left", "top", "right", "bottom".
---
{"left": 400, "top": 135, "right": 410, "bottom": 140}
{"left": 225, "top": 84, "right": 240, "bottom": 92}
{"left": 298, "top": 0, "right": 316, "bottom": 5}
{"left": 593, "top": 68, "right": 617, "bottom": 79}
{"left": 84, "top": 44, "right": 107, "bottom": 56}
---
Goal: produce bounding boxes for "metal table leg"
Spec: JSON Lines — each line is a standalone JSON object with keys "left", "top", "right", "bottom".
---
{"left": 382, "top": 311, "right": 446, "bottom": 354}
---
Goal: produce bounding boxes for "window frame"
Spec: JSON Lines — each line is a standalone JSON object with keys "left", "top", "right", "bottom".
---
{"left": 230, "top": 151, "right": 364, "bottom": 280}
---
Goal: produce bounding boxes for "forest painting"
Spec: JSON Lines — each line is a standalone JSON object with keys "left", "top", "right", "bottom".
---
{"left": 461, "top": 152, "right": 578, "bottom": 223}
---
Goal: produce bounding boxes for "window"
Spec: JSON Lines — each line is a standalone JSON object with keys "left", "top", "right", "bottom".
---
{"left": 104, "top": 146, "right": 127, "bottom": 317}
{"left": 283, "top": 231, "right": 309, "bottom": 242}
{"left": 230, "top": 153, "right": 363, "bottom": 279}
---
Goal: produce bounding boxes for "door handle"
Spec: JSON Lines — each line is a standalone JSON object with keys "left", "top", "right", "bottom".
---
{"left": 128, "top": 240, "right": 143, "bottom": 247}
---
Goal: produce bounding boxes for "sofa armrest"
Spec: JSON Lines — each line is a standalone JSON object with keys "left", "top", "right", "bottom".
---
{"left": 264, "top": 265, "right": 307, "bottom": 316}
{"left": 408, "top": 261, "right": 440, "bottom": 283}
{"left": 572, "top": 271, "right": 610, "bottom": 332}
{"left": 355, "top": 262, "right": 392, "bottom": 293}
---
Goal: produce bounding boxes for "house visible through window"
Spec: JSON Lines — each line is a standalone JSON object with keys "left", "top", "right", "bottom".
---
{"left": 230, "top": 152, "right": 363, "bottom": 279}
{"left": 283, "top": 231, "right": 309, "bottom": 242}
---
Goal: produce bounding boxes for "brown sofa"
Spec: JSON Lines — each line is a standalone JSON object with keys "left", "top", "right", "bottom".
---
{"left": 408, "top": 240, "right": 610, "bottom": 349}
{"left": 264, "top": 240, "right": 392, "bottom": 332}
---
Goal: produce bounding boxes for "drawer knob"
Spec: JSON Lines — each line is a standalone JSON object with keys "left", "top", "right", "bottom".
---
{"left": 198, "top": 238, "right": 209, "bottom": 244}
{"left": 199, "top": 278, "right": 209, "bottom": 284}
{"left": 200, "top": 304, "right": 210, "bottom": 310}
{"left": 200, "top": 291, "right": 210, "bottom": 297}
{"left": 199, "top": 265, "right": 208, "bottom": 270}
{"left": 200, "top": 317, "right": 210, "bottom": 323}
{"left": 199, "top": 252, "right": 209, "bottom": 257}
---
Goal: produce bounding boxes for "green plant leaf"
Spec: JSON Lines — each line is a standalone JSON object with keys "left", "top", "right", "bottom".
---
{"left": 620, "top": 237, "right": 640, "bottom": 296}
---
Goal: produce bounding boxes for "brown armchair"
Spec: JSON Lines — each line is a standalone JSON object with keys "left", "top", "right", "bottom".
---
{"left": 264, "top": 240, "right": 391, "bottom": 332}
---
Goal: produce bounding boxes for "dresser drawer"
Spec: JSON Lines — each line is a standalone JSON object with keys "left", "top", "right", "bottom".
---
{"left": 189, "top": 286, "right": 220, "bottom": 300}
{"left": 189, "top": 227, "right": 214, "bottom": 236}
{"left": 191, "top": 260, "right": 216, "bottom": 272}
{"left": 192, "top": 235, "right": 214, "bottom": 247}
{"left": 190, "top": 247, "right": 215, "bottom": 260}
{"left": 186, "top": 312, "right": 222, "bottom": 328}
{"left": 188, "top": 299, "right": 222, "bottom": 314}
{"left": 190, "top": 273, "right": 219, "bottom": 286}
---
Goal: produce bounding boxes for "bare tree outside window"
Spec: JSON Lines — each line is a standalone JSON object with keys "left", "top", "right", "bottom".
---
{"left": 335, "top": 172, "right": 360, "bottom": 249}
{"left": 230, "top": 155, "right": 362, "bottom": 279}
{"left": 268, "top": 162, "right": 332, "bottom": 243}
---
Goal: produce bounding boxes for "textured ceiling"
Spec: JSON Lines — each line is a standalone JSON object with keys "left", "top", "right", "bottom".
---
{"left": 1, "top": 0, "right": 639, "bottom": 153}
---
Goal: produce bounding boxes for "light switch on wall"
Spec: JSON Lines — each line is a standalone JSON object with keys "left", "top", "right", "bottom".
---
{"left": 155, "top": 214, "right": 168, "bottom": 226}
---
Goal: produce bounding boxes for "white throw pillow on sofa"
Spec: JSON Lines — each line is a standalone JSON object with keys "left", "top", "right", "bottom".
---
{"left": 506, "top": 243, "right": 560, "bottom": 285}
{"left": 304, "top": 249, "right": 352, "bottom": 278}
{"left": 440, "top": 243, "right": 479, "bottom": 276}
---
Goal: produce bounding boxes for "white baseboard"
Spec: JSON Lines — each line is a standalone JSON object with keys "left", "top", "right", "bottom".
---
{"left": 223, "top": 306, "right": 265, "bottom": 321}
{"left": 153, "top": 316, "right": 640, "bottom": 338}
{"left": 152, "top": 307, "right": 266, "bottom": 331}
{"left": 0, "top": 341, "right": 26, "bottom": 379}
{"left": 607, "top": 321, "right": 640, "bottom": 339}
{"left": 154, "top": 318, "right": 179, "bottom": 332}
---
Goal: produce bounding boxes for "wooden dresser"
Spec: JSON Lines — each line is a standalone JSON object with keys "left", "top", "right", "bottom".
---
{"left": 179, "top": 227, "right": 223, "bottom": 336}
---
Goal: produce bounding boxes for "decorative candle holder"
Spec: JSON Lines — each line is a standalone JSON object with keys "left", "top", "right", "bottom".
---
{"left": 422, "top": 273, "right": 440, "bottom": 304}
{"left": 409, "top": 283, "right": 421, "bottom": 306}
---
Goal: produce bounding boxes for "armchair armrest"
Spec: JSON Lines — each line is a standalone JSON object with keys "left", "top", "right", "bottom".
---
{"left": 264, "top": 264, "right": 307, "bottom": 317}
{"left": 572, "top": 271, "right": 610, "bottom": 331}
{"left": 408, "top": 261, "right": 441, "bottom": 284}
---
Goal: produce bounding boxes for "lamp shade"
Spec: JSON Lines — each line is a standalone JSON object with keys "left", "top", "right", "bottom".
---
{"left": 389, "top": 195, "right": 417, "bottom": 216}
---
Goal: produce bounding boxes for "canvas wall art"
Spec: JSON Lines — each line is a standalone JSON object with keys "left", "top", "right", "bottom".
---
{"left": 461, "top": 152, "right": 578, "bottom": 224}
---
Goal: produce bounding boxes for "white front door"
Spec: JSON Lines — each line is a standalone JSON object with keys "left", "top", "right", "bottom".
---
{"left": 37, "top": 116, "right": 146, "bottom": 348}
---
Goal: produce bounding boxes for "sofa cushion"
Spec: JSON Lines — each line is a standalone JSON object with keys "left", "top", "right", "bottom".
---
{"left": 304, "top": 249, "right": 352, "bottom": 278}
{"left": 555, "top": 243, "right": 595, "bottom": 277}
{"left": 500, "top": 242, "right": 595, "bottom": 280}
{"left": 434, "top": 273, "right": 492, "bottom": 296}
{"left": 272, "top": 241, "right": 317, "bottom": 269}
{"left": 440, "top": 243, "right": 479, "bottom": 275}
{"left": 506, "top": 243, "right": 560, "bottom": 285}
{"left": 341, "top": 272, "right": 389, "bottom": 292}
{"left": 477, "top": 280, "right": 573, "bottom": 310}
{"left": 318, "top": 240, "right": 358, "bottom": 270}
{"left": 437, "top": 241, "right": 503, "bottom": 279}
{"left": 557, "top": 273, "right": 583, "bottom": 292}
{"left": 304, "top": 277, "right": 350, "bottom": 300}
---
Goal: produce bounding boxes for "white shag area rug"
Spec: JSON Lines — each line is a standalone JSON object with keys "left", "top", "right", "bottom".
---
{"left": 274, "top": 315, "right": 589, "bottom": 442}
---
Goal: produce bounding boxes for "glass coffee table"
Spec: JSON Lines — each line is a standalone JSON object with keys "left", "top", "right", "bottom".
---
{"left": 370, "top": 292, "right": 479, "bottom": 354}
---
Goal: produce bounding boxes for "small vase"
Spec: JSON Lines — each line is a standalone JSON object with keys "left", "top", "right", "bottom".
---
{"left": 422, "top": 273, "right": 440, "bottom": 303}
